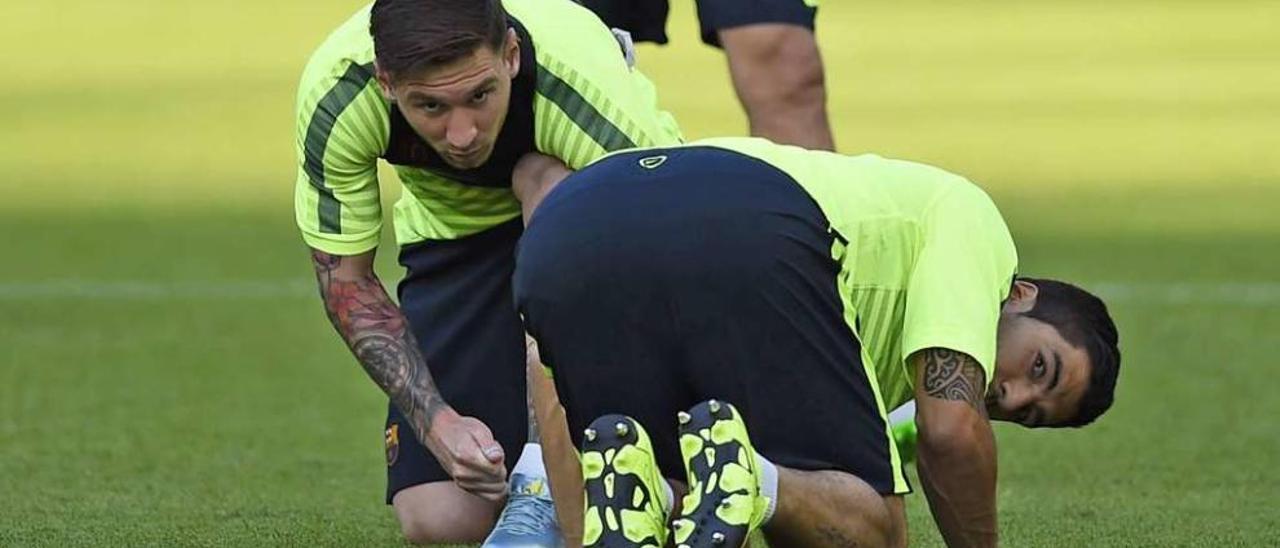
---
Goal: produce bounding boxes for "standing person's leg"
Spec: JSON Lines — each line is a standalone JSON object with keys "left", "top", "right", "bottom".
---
{"left": 387, "top": 220, "right": 541, "bottom": 544}
{"left": 579, "top": 0, "right": 832, "bottom": 149}
{"left": 697, "top": 0, "right": 834, "bottom": 150}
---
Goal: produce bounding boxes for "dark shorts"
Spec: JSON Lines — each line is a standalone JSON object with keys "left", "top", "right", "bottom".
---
{"left": 384, "top": 219, "right": 528, "bottom": 503}
{"left": 513, "top": 147, "right": 898, "bottom": 494}
{"left": 579, "top": 0, "right": 817, "bottom": 47}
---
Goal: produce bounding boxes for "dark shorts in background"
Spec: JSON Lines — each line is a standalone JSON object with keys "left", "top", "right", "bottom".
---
{"left": 384, "top": 219, "right": 528, "bottom": 503}
{"left": 513, "top": 147, "right": 898, "bottom": 494}
{"left": 579, "top": 0, "right": 817, "bottom": 47}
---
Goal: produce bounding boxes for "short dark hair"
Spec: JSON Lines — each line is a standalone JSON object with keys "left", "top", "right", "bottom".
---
{"left": 1018, "top": 277, "right": 1121, "bottom": 427}
{"left": 370, "top": 0, "right": 509, "bottom": 79}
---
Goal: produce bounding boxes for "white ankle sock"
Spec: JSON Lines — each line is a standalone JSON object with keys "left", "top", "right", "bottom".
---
{"left": 512, "top": 443, "right": 547, "bottom": 479}
{"left": 756, "top": 451, "right": 779, "bottom": 523}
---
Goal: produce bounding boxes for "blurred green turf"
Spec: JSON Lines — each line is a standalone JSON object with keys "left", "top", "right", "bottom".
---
{"left": 2, "top": 0, "right": 1279, "bottom": 546}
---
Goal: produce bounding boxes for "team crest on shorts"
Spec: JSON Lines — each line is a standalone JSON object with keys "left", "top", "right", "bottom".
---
{"left": 385, "top": 424, "right": 400, "bottom": 467}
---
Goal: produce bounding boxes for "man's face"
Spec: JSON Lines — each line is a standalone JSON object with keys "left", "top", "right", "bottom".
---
{"left": 376, "top": 29, "right": 520, "bottom": 170}
{"left": 987, "top": 281, "right": 1092, "bottom": 427}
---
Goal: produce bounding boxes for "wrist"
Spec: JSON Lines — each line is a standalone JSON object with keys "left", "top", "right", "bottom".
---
{"left": 428, "top": 405, "right": 459, "bottom": 433}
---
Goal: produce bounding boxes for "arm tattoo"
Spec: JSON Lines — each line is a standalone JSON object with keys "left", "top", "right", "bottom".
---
{"left": 921, "top": 348, "right": 987, "bottom": 411}
{"left": 311, "top": 250, "right": 445, "bottom": 441}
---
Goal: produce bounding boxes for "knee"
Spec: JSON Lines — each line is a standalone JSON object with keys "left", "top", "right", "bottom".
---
{"left": 855, "top": 495, "right": 901, "bottom": 548}
{"left": 395, "top": 505, "right": 490, "bottom": 545}
{"left": 393, "top": 487, "right": 497, "bottom": 544}
{"left": 396, "top": 513, "right": 437, "bottom": 546}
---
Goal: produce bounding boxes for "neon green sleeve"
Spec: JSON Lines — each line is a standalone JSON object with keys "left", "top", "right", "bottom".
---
{"left": 293, "top": 61, "right": 389, "bottom": 256}
{"left": 900, "top": 183, "right": 1019, "bottom": 381}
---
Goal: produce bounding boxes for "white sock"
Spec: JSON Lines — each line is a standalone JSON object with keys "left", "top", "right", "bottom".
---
{"left": 756, "top": 452, "right": 779, "bottom": 523}
{"left": 888, "top": 400, "right": 917, "bottom": 426}
{"left": 512, "top": 443, "right": 547, "bottom": 479}
{"left": 661, "top": 480, "right": 676, "bottom": 514}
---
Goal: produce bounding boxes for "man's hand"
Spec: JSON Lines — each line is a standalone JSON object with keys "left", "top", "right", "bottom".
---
{"left": 912, "top": 348, "right": 998, "bottom": 548}
{"left": 422, "top": 407, "right": 508, "bottom": 501}
{"left": 311, "top": 248, "right": 506, "bottom": 498}
{"left": 512, "top": 152, "right": 572, "bottom": 223}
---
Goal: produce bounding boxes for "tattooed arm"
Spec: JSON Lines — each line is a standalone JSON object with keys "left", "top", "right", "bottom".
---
{"left": 912, "top": 348, "right": 998, "bottom": 548}
{"left": 310, "top": 248, "right": 507, "bottom": 499}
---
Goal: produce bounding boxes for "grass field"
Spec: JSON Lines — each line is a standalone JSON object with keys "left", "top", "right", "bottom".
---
{"left": 2, "top": 0, "right": 1279, "bottom": 546}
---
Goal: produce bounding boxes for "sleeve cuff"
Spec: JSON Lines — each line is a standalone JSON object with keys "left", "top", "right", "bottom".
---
{"left": 300, "top": 232, "right": 380, "bottom": 256}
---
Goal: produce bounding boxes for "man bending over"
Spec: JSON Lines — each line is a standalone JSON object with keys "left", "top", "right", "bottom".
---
{"left": 511, "top": 138, "right": 1120, "bottom": 546}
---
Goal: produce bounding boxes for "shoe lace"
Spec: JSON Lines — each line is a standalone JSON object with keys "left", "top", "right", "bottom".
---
{"left": 496, "top": 492, "right": 558, "bottom": 536}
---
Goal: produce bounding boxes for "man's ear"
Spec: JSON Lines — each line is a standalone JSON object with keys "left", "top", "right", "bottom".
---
{"left": 503, "top": 27, "right": 521, "bottom": 78}
{"left": 1002, "top": 279, "right": 1039, "bottom": 314}
{"left": 373, "top": 61, "right": 395, "bottom": 101}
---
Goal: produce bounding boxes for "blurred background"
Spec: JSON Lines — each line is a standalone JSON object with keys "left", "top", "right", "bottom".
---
{"left": 2, "top": 0, "right": 1278, "bottom": 545}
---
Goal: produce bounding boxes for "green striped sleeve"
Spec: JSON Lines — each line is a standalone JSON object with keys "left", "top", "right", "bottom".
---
{"left": 293, "top": 61, "right": 389, "bottom": 255}
{"left": 533, "top": 56, "right": 682, "bottom": 169}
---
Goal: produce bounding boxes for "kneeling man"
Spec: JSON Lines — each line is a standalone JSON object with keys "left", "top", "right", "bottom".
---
{"left": 512, "top": 138, "right": 1121, "bottom": 547}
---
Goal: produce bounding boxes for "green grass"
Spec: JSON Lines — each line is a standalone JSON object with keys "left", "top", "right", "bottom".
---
{"left": 2, "top": 0, "right": 1279, "bottom": 545}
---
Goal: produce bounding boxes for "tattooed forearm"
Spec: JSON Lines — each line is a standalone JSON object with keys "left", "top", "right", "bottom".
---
{"left": 311, "top": 249, "right": 445, "bottom": 441}
{"left": 921, "top": 348, "right": 986, "bottom": 412}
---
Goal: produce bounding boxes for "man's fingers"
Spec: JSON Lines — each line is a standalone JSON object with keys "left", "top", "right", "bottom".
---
{"left": 455, "top": 476, "right": 508, "bottom": 500}
{"left": 464, "top": 420, "right": 506, "bottom": 465}
{"left": 439, "top": 419, "right": 507, "bottom": 501}
{"left": 453, "top": 473, "right": 504, "bottom": 490}
{"left": 473, "top": 488, "right": 506, "bottom": 503}
{"left": 450, "top": 441, "right": 504, "bottom": 475}
{"left": 441, "top": 416, "right": 506, "bottom": 488}
{"left": 450, "top": 442, "right": 506, "bottom": 483}
{"left": 452, "top": 463, "right": 501, "bottom": 484}
{"left": 482, "top": 444, "right": 504, "bottom": 464}
{"left": 472, "top": 432, "right": 505, "bottom": 465}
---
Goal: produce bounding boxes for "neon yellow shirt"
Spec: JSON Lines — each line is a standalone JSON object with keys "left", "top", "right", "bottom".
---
{"left": 294, "top": 0, "right": 682, "bottom": 255}
{"left": 678, "top": 138, "right": 1018, "bottom": 412}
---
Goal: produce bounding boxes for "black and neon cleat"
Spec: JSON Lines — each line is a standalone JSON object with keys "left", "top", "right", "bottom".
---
{"left": 671, "top": 400, "right": 769, "bottom": 548}
{"left": 581, "top": 414, "right": 670, "bottom": 548}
